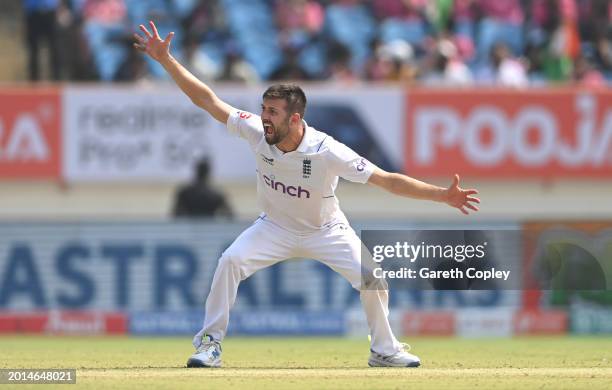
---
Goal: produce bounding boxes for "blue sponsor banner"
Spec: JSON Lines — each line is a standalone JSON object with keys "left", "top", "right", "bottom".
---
{"left": 129, "top": 310, "right": 345, "bottom": 336}
{"left": 570, "top": 306, "right": 612, "bottom": 334}
{"left": 0, "top": 221, "right": 521, "bottom": 312}
{"left": 129, "top": 311, "right": 203, "bottom": 335}
{"left": 228, "top": 311, "right": 345, "bottom": 336}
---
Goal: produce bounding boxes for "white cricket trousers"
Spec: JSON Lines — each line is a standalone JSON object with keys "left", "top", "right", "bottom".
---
{"left": 194, "top": 218, "right": 402, "bottom": 355}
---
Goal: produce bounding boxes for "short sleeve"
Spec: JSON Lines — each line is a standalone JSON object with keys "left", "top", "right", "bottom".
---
{"left": 226, "top": 108, "right": 263, "bottom": 148}
{"left": 326, "top": 138, "right": 376, "bottom": 184}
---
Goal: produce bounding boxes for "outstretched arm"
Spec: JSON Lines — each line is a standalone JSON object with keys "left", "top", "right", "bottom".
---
{"left": 368, "top": 168, "right": 480, "bottom": 215}
{"left": 133, "top": 21, "right": 232, "bottom": 124}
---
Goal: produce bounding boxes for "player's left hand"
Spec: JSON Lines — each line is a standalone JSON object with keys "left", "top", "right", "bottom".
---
{"left": 444, "top": 174, "right": 480, "bottom": 215}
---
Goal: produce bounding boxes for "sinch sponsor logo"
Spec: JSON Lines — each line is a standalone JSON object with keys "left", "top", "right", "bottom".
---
{"left": 263, "top": 174, "right": 310, "bottom": 198}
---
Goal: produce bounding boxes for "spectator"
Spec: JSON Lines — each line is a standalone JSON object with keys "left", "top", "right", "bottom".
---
{"left": 83, "top": 0, "right": 126, "bottom": 25}
{"left": 427, "top": 0, "right": 454, "bottom": 34}
{"left": 275, "top": 0, "right": 324, "bottom": 48}
{"left": 115, "top": 35, "right": 152, "bottom": 83}
{"left": 422, "top": 37, "right": 473, "bottom": 86}
{"left": 269, "top": 44, "right": 312, "bottom": 81}
{"left": 478, "top": 42, "right": 528, "bottom": 87}
{"left": 366, "top": 39, "right": 418, "bottom": 83}
{"left": 374, "top": 0, "right": 430, "bottom": 48}
{"left": 55, "top": 0, "right": 95, "bottom": 80}
{"left": 182, "top": 0, "right": 224, "bottom": 39}
{"left": 578, "top": 0, "right": 612, "bottom": 74}
{"left": 182, "top": 34, "right": 220, "bottom": 83}
{"left": 326, "top": 40, "right": 357, "bottom": 82}
{"left": 16, "top": 0, "right": 612, "bottom": 86}
{"left": 217, "top": 44, "right": 259, "bottom": 84}
{"left": 173, "top": 158, "right": 233, "bottom": 219}
{"left": 523, "top": 0, "right": 555, "bottom": 83}
{"left": 452, "top": 0, "right": 478, "bottom": 40}
{"left": 539, "top": 0, "right": 580, "bottom": 82}
{"left": 325, "top": 0, "right": 376, "bottom": 72}
{"left": 372, "top": 0, "right": 428, "bottom": 22}
{"left": 577, "top": 0, "right": 610, "bottom": 44}
{"left": 573, "top": 55, "right": 606, "bottom": 87}
{"left": 592, "top": 36, "right": 612, "bottom": 75}
{"left": 364, "top": 39, "right": 396, "bottom": 81}
{"left": 22, "top": 0, "right": 61, "bottom": 81}
{"left": 474, "top": 0, "right": 525, "bottom": 65}
{"left": 82, "top": 0, "right": 129, "bottom": 81}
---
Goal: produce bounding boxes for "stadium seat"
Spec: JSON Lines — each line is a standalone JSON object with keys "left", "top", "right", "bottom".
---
{"left": 324, "top": 3, "right": 376, "bottom": 71}
{"left": 379, "top": 18, "right": 428, "bottom": 46}
{"left": 298, "top": 41, "right": 327, "bottom": 78}
{"left": 476, "top": 19, "right": 524, "bottom": 64}
{"left": 83, "top": 22, "right": 129, "bottom": 81}
{"left": 220, "top": 0, "right": 283, "bottom": 79}
{"left": 170, "top": 0, "right": 198, "bottom": 19}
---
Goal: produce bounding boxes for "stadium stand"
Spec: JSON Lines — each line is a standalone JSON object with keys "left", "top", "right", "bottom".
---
{"left": 4, "top": 0, "right": 609, "bottom": 85}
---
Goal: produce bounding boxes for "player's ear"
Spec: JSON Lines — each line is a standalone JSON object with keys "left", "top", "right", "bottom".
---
{"left": 291, "top": 113, "right": 301, "bottom": 124}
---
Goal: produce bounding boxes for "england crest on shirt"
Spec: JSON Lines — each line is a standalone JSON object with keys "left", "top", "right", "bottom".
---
{"left": 302, "top": 159, "right": 311, "bottom": 178}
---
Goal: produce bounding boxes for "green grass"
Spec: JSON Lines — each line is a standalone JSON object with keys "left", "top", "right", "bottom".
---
{"left": 1, "top": 336, "right": 612, "bottom": 389}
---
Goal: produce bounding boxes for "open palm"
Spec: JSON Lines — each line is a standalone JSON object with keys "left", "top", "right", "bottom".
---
{"left": 445, "top": 174, "right": 480, "bottom": 215}
{"left": 133, "top": 20, "right": 174, "bottom": 62}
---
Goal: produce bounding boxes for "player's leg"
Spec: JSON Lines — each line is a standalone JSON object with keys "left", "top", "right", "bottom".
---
{"left": 25, "top": 11, "right": 40, "bottom": 81}
{"left": 188, "top": 218, "right": 297, "bottom": 367}
{"left": 301, "top": 224, "right": 401, "bottom": 355}
{"left": 43, "top": 10, "right": 61, "bottom": 80}
{"left": 301, "top": 223, "right": 420, "bottom": 367}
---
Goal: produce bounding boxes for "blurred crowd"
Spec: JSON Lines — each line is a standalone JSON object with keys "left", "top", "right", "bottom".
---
{"left": 23, "top": 0, "right": 612, "bottom": 86}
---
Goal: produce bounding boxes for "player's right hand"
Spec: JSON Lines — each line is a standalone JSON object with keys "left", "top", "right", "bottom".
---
{"left": 133, "top": 20, "right": 174, "bottom": 62}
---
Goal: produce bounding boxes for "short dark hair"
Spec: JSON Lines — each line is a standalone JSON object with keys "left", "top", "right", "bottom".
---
{"left": 262, "top": 84, "right": 307, "bottom": 118}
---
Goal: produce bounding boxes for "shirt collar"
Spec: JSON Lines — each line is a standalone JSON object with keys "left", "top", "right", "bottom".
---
{"left": 272, "top": 120, "right": 311, "bottom": 155}
{"left": 295, "top": 120, "right": 310, "bottom": 153}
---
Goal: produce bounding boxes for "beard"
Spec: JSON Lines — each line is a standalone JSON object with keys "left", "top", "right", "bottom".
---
{"left": 263, "top": 120, "right": 289, "bottom": 145}
{"left": 264, "top": 130, "right": 281, "bottom": 145}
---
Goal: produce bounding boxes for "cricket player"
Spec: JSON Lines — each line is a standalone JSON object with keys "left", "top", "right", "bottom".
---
{"left": 134, "top": 21, "right": 480, "bottom": 368}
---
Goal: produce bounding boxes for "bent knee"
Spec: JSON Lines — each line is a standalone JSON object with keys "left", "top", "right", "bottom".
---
{"left": 361, "top": 274, "right": 389, "bottom": 291}
{"left": 218, "top": 251, "right": 246, "bottom": 268}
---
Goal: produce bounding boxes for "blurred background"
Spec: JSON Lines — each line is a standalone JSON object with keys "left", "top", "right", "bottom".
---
{"left": 0, "top": 0, "right": 611, "bottom": 339}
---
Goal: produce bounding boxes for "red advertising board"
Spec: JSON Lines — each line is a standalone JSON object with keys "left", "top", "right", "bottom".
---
{"left": 0, "top": 311, "right": 127, "bottom": 335}
{"left": 0, "top": 88, "right": 61, "bottom": 179}
{"left": 405, "top": 89, "right": 612, "bottom": 178}
{"left": 402, "top": 311, "right": 455, "bottom": 336}
{"left": 44, "top": 311, "right": 128, "bottom": 335}
{"left": 513, "top": 310, "right": 568, "bottom": 335}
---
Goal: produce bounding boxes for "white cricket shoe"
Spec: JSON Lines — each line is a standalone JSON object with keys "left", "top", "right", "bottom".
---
{"left": 186, "top": 334, "right": 222, "bottom": 368}
{"left": 368, "top": 343, "right": 421, "bottom": 367}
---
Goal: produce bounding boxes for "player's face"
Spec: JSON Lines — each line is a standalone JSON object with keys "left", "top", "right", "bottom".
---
{"left": 261, "top": 99, "right": 291, "bottom": 145}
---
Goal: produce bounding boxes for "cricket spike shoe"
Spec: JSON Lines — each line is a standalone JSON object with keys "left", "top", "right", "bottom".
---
{"left": 368, "top": 343, "right": 421, "bottom": 368}
{"left": 186, "top": 334, "right": 222, "bottom": 368}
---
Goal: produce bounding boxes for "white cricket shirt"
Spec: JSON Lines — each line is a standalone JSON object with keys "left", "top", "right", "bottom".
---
{"left": 227, "top": 108, "right": 376, "bottom": 233}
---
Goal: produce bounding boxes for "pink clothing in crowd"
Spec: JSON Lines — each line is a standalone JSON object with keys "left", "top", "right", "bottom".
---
{"left": 276, "top": 0, "right": 324, "bottom": 33}
{"left": 84, "top": 0, "right": 126, "bottom": 24}
{"left": 532, "top": 0, "right": 577, "bottom": 26}
{"left": 372, "top": 0, "right": 427, "bottom": 21}
{"left": 579, "top": 71, "right": 606, "bottom": 87}
{"left": 477, "top": 0, "right": 524, "bottom": 24}
{"left": 453, "top": 0, "right": 476, "bottom": 22}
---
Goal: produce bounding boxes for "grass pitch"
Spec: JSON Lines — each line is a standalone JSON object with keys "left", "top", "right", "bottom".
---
{"left": 1, "top": 336, "right": 612, "bottom": 389}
